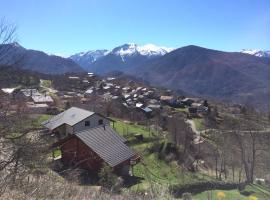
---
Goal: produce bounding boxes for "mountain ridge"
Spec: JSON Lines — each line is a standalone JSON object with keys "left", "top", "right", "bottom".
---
{"left": 69, "top": 43, "right": 174, "bottom": 72}
{"left": 0, "top": 43, "right": 85, "bottom": 74}
{"left": 130, "top": 45, "right": 270, "bottom": 109}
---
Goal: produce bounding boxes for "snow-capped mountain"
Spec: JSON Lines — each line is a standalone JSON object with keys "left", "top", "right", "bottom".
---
{"left": 69, "top": 43, "right": 174, "bottom": 72}
{"left": 69, "top": 50, "right": 109, "bottom": 69}
{"left": 111, "top": 43, "right": 173, "bottom": 57}
{"left": 241, "top": 49, "right": 270, "bottom": 58}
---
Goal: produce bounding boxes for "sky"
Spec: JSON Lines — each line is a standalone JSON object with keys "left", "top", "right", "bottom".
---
{"left": 0, "top": 0, "right": 269, "bottom": 56}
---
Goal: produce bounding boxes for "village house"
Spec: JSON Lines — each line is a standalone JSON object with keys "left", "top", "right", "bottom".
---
{"left": 107, "top": 77, "right": 116, "bottom": 81}
{"left": 141, "top": 107, "right": 153, "bottom": 115}
{"left": 42, "top": 107, "right": 110, "bottom": 137}
{"left": 88, "top": 72, "right": 94, "bottom": 77}
{"left": 148, "top": 104, "right": 161, "bottom": 110}
{"left": 68, "top": 76, "right": 80, "bottom": 80}
{"left": 42, "top": 107, "right": 139, "bottom": 174}
{"left": 181, "top": 98, "right": 195, "bottom": 107}
{"left": 191, "top": 103, "right": 206, "bottom": 112}
{"left": 84, "top": 88, "right": 94, "bottom": 97}
{"left": 31, "top": 93, "right": 54, "bottom": 105}
{"left": 1, "top": 88, "right": 16, "bottom": 95}
{"left": 188, "top": 102, "right": 208, "bottom": 117}
{"left": 160, "top": 95, "right": 183, "bottom": 107}
{"left": 26, "top": 102, "right": 49, "bottom": 114}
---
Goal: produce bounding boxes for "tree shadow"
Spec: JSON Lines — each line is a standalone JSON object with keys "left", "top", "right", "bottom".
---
{"left": 123, "top": 175, "right": 145, "bottom": 188}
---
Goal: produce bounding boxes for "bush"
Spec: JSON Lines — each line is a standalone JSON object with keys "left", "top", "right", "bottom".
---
{"left": 217, "top": 191, "right": 225, "bottom": 200}
{"left": 182, "top": 192, "right": 192, "bottom": 200}
{"left": 98, "top": 163, "right": 117, "bottom": 190}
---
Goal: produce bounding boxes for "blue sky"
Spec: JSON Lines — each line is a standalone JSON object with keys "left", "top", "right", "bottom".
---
{"left": 0, "top": 0, "right": 269, "bottom": 55}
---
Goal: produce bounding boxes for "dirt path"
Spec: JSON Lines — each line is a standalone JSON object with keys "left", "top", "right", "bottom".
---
{"left": 40, "top": 79, "right": 58, "bottom": 94}
{"left": 186, "top": 119, "right": 204, "bottom": 144}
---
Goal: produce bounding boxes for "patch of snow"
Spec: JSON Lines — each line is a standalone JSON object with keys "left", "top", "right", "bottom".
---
{"left": 241, "top": 49, "right": 270, "bottom": 58}
{"left": 111, "top": 43, "right": 174, "bottom": 57}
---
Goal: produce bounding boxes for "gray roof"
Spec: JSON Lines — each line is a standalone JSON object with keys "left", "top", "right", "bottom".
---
{"left": 141, "top": 107, "right": 152, "bottom": 113}
{"left": 42, "top": 107, "right": 94, "bottom": 130}
{"left": 21, "top": 89, "right": 39, "bottom": 97}
{"left": 32, "top": 94, "right": 54, "bottom": 103}
{"left": 76, "top": 125, "right": 135, "bottom": 167}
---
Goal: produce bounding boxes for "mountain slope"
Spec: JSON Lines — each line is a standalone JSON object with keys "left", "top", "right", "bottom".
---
{"left": 0, "top": 43, "right": 85, "bottom": 74}
{"left": 69, "top": 43, "right": 173, "bottom": 73}
{"left": 69, "top": 50, "right": 109, "bottom": 69}
{"left": 132, "top": 45, "right": 270, "bottom": 108}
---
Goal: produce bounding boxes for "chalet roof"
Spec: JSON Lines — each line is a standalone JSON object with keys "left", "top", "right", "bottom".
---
{"left": 1, "top": 88, "right": 16, "bottom": 94}
{"left": 160, "top": 96, "right": 174, "bottom": 101}
{"left": 27, "top": 103, "right": 49, "bottom": 108}
{"left": 76, "top": 125, "right": 135, "bottom": 167}
{"left": 68, "top": 76, "right": 79, "bottom": 79}
{"left": 107, "top": 77, "right": 115, "bottom": 81}
{"left": 141, "top": 107, "right": 152, "bottom": 113}
{"left": 85, "top": 89, "right": 93, "bottom": 94}
{"left": 42, "top": 107, "right": 94, "bottom": 130}
{"left": 148, "top": 104, "right": 161, "bottom": 109}
{"left": 32, "top": 94, "right": 54, "bottom": 103}
{"left": 136, "top": 103, "right": 143, "bottom": 108}
{"left": 21, "top": 89, "right": 39, "bottom": 97}
{"left": 191, "top": 103, "right": 203, "bottom": 108}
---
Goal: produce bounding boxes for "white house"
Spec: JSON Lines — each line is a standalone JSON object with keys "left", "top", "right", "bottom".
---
{"left": 42, "top": 107, "right": 111, "bottom": 138}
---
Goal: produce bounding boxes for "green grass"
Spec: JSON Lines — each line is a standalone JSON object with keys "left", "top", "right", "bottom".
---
{"left": 111, "top": 119, "right": 213, "bottom": 191}
{"left": 175, "top": 107, "right": 188, "bottom": 113}
{"left": 31, "top": 114, "right": 53, "bottom": 128}
{"left": 41, "top": 79, "right": 52, "bottom": 88}
{"left": 193, "top": 118, "right": 204, "bottom": 131}
{"left": 53, "top": 149, "right": 62, "bottom": 158}
{"left": 193, "top": 189, "right": 248, "bottom": 200}
{"left": 193, "top": 184, "right": 270, "bottom": 200}
{"left": 112, "top": 119, "right": 152, "bottom": 138}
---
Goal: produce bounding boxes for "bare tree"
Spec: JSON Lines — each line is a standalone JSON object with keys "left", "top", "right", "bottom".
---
{"left": 0, "top": 17, "right": 17, "bottom": 63}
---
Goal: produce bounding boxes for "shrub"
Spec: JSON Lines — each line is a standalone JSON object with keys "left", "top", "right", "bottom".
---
{"left": 249, "top": 196, "right": 258, "bottom": 200}
{"left": 98, "top": 163, "right": 117, "bottom": 190}
{"left": 217, "top": 191, "right": 225, "bottom": 200}
{"left": 182, "top": 192, "right": 192, "bottom": 200}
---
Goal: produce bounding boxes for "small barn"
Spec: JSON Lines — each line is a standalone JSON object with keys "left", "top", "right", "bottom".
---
{"left": 181, "top": 98, "right": 195, "bottom": 107}
{"left": 53, "top": 125, "right": 139, "bottom": 175}
{"left": 42, "top": 107, "right": 139, "bottom": 174}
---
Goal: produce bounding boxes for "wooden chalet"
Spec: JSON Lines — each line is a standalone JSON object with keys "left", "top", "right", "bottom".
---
{"left": 42, "top": 107, "right": 139, "bottom": 174}
{"left": 42, "top": 107, "right": 112, "bottom": 138}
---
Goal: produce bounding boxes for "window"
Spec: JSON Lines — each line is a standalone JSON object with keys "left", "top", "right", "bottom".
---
{"left": 98, "top": 119, "right": 103, "bottom": 125}
{"left": 85, "top": 121, "right": 90, "bottom": 126}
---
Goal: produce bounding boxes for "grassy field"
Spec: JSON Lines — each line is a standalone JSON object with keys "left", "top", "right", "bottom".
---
{"left": 111, "top": 119, "right": 213, "bottom": 191}
{"left": 111, "top": 119, "right": 270, "bottom": 199}
{"left": 193, "top": 184, "right": 270, "bottom": 200}
{"left": 40, "top": 79, "right": 52, "bottom": 88}
{"left": 175, "top": 107, "right": 189, "bottom": 113}
{"left": 32, "top": 115, "right": 270, "bottom": 199}
{"left": 193, "top": 118, "right": 204, "bottom": 131}
{"left": 31, "top": 114, "right": 53, "bottom": 128}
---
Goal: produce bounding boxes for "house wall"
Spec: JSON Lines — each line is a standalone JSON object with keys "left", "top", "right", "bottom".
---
{"left": 73, "top": 114, "right": 109, "bottom": 133}
{"left": 53, "top": 124, "right": 67, "bottom": 139}
{"left": 60, "top": 136, "right": 104, "bottom": 171}
{"left": 60, "top": 136, "right": 133, "bottom": 172}
{"left": 65, "top": 124, "right": 74, "bottom": 135}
